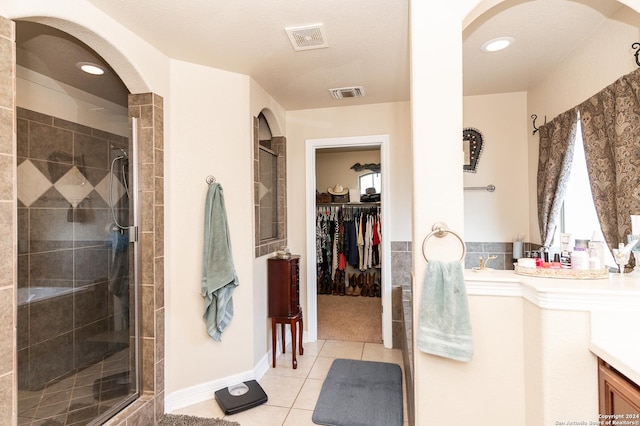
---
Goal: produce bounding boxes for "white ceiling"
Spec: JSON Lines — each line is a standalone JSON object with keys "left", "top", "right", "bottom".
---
{"left": 15, "top": 0, "right": 639, "bottom": 110}
{"left": 463, "top": 0, "right": 631, "bottom": 96}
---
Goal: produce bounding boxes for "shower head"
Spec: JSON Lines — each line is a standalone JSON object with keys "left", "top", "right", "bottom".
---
{"left": 112, "top": 147, "right": 128, "bottom": 160}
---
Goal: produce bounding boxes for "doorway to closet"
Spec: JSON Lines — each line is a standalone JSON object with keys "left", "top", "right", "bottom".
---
{"left": 305, "top": 135, "right": 392, "bottom": 348}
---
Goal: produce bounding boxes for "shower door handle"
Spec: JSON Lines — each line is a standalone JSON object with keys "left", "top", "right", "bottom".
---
{"left": 129, "top": 225, "right": 139, "bottom": 243}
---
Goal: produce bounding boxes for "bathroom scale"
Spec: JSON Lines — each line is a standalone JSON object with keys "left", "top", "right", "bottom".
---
{"left": 214, "top": 380, "right": 268, "bottom": 415}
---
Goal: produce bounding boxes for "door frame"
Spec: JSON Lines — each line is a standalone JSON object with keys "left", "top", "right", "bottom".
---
{"left": 305, "top": 134, "right": 392, "bottom": 348}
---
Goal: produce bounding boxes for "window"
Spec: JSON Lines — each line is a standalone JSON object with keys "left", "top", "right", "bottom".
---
{"left": 560, "top": 119, "right": 614, "bottom": 266}
{"left": 253, "top": 111, "right": 287, "bottom": 257}
{"left": 258, "top": 146, "right": 278, "bottom": 240}
{"left": 359, "top": 172, "right": 381, "bottom": 195}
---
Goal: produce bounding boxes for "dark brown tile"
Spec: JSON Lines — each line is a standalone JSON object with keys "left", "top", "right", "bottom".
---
{"left": 17, "top": 117, "right": 28, "bottom": 158}
{"left": 74, "top": 133, "right": 109, "bottom": 170}
{"left": 29, "top": 292, "right": 74, "bottom": 345}
{"left": 28, "top": 332, "right": 74, "bottom": 389}
{"left": 29, "top": 122, "right": 73, "bottom": 163}
{"left": 30, "top": 208, "right": 73, "bottom": 252}
{"left": 30, "top": 250, "right": 74, "bottom": 287}
{"left": 53, "top": 117, "right": 93, "bottom": 136}
{"left": 74, "top": 246, "right": 109, "bottom": 286}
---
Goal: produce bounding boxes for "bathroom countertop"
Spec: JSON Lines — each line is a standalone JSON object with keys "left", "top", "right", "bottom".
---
{"left": 589, "top": 339, "right": 640, "bottom": 386}
{"left": 465, "top": 269, "right": 640, "bottom": 386}
{"left": 464, "top": 269, "right": 640, "bottom": 310}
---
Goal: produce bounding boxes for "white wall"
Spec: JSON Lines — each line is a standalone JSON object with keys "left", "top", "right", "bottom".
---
{"left": 287, "top": 102, "right": 411, "bottom": 337}
{"left": 463, "top": 91, "right": 529, "bottom": 242}
{"left": 410, "top": 2, "right": 470, "bottom": 423}
{"left": 166, "top": 59, "right": 255, "bottom": 392}
{"left": 315, "top": 149, "right": 380, "bottom": 196}
{"left": 287, "top": 101, "right": 412, "bottom": 244}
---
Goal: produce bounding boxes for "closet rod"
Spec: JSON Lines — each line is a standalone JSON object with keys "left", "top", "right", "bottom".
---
{"left": 316, "top": 202, "right": 381, "bottom": 207}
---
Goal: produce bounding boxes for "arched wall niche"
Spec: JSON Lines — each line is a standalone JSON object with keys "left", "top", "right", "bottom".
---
{"left": 259, "top": 107, "right": 282, "bottom": 137}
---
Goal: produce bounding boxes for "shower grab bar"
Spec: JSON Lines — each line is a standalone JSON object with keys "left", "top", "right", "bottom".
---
{"left": 464, "top": 184, "right": 495, "bottom": 192}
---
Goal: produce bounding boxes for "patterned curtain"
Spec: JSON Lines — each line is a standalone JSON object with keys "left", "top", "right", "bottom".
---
{"left": 537, "top": 109, "right": 578, "bottom": 248}
{"left": 578, "top": 68, "right": 640, "bottom": 254}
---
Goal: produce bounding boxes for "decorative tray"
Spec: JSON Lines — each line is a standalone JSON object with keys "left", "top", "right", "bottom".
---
{"left": 514, "top": 265, "right": 609, "bottom": 280}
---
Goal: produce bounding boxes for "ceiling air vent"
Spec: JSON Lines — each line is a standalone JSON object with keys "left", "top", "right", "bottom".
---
{"left": 329, "top": 86, "right": 365, "bottom": 100}
{"left": 285, "top": 24, "right": 328, "bottom": 51}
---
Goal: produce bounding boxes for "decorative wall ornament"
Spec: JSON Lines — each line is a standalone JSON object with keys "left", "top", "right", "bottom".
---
{"left": 463, "top": 128, "right": 484, "bottom": 173}
{"left": 350, "top": 162, "right": 380, "bottom": 173}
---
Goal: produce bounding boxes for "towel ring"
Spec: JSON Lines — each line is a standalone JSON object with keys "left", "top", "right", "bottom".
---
{"left": 421, "top": 222, "right": 466, "bottom": 263}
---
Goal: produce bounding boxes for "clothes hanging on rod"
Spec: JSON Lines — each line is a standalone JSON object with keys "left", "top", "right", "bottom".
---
{"left": 315, "top": 204, "right": 382, "bottom": 295}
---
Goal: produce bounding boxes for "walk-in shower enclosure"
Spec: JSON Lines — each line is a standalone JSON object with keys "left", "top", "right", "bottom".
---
{"left": 16, "top": 109, "right": 139, "bottom": 423}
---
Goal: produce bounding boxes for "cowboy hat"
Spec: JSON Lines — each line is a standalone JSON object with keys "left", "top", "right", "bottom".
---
{"left": 328, "top": 183, "right": 348, "bottom": 195}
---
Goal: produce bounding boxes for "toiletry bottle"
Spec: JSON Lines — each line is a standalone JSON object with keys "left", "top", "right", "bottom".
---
{"left": 571, "top": 247, "right": 589, "bottom": 270}
{"left": 588, "top": 230, "right": 606, "bottom": 271}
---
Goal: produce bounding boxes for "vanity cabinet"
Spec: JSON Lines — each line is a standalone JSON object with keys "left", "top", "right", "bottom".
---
{"left": 598, "top": 358, "right": 640, "bottom": 415}
{"left": 267, "top": 256, "right": 303, "bottom": 369}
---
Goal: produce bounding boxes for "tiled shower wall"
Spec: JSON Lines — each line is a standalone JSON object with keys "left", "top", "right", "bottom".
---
{"left": 390, "top": 241, "right": 414, "bottom": 426}
{"left": 0, "top": 14, "right": 164, "bottom": 422}
{"left": 16, "top": 107, "right": 130, "bottom": 390}
{"left": 107, "top": 93, "right": 166, "bottom": 425}
{"left": 0, "top": 16, "right": 16, "bottom": 423}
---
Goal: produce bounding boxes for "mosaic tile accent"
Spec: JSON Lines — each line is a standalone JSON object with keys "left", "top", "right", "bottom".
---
{"left": 16, "top": 160, "right": 50, "bottom": 206}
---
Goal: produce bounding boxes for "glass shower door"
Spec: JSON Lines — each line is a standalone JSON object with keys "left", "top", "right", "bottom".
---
{"left": 16, "top": 110, "right": 139, "bottom": 425}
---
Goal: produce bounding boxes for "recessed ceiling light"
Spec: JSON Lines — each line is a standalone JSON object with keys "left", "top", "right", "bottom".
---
{"left": 481, "top": 36, "right": 515, "bottom": 53}
{"left": 76, "top": 62, "right": 106, "bottom": 75}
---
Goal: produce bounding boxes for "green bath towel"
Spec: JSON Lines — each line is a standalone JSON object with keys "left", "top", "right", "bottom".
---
{"left": 201, "top": 182, "right": 239, "bottom": 341}
{"left": 417, "top": 260, "right": 473, "bottom": 362}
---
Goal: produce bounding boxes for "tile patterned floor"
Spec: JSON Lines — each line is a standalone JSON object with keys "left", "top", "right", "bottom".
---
{"left": 17, "top": 349, "right": 133, "bottom": 426}
{"left": 172, "top": 339, "right": 409, "bottom": 426}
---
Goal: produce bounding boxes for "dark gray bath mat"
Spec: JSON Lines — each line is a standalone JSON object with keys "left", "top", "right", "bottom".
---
{"left": 312, "top": 358, "right": 403, "bottom": 426}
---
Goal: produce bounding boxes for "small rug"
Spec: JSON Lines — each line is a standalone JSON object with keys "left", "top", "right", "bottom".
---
{"left": 157, "top": 414, "right": 240, "bottom": 426}
{"left": 312, "top": 359, "right": 403, "bottom": 426}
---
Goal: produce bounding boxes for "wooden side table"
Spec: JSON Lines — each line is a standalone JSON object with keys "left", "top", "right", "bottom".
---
{"left": 271, "top": 311, "right": 304, "bottom": 369}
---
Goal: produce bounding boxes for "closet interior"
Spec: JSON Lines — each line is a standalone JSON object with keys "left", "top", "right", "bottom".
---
{"left": 314, "top": 146, "right": 383, "bottom": 342}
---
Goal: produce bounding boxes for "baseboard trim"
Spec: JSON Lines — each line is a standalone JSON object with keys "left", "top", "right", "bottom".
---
{"left": 164, "top": 352, "right": 271, "bottom": 412}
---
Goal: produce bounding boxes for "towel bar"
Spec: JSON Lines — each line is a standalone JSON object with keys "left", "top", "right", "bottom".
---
{"left": 422, "top": 222, "right": 466, "bottom": 262}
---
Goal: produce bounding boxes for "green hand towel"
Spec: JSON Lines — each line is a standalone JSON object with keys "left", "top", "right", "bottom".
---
{"left": 417, "top": 260, "right": 473, "bottom": 362}
{"left": 201, "top": 182, "right": 239, "bottom": 341}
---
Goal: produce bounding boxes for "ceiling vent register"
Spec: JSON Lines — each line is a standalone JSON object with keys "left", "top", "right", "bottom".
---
{"left": 329, "top": 86, "right": 365, "bottom": 100}
{"left": 285, "top": 24, "right": 329, "bottom": 51}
